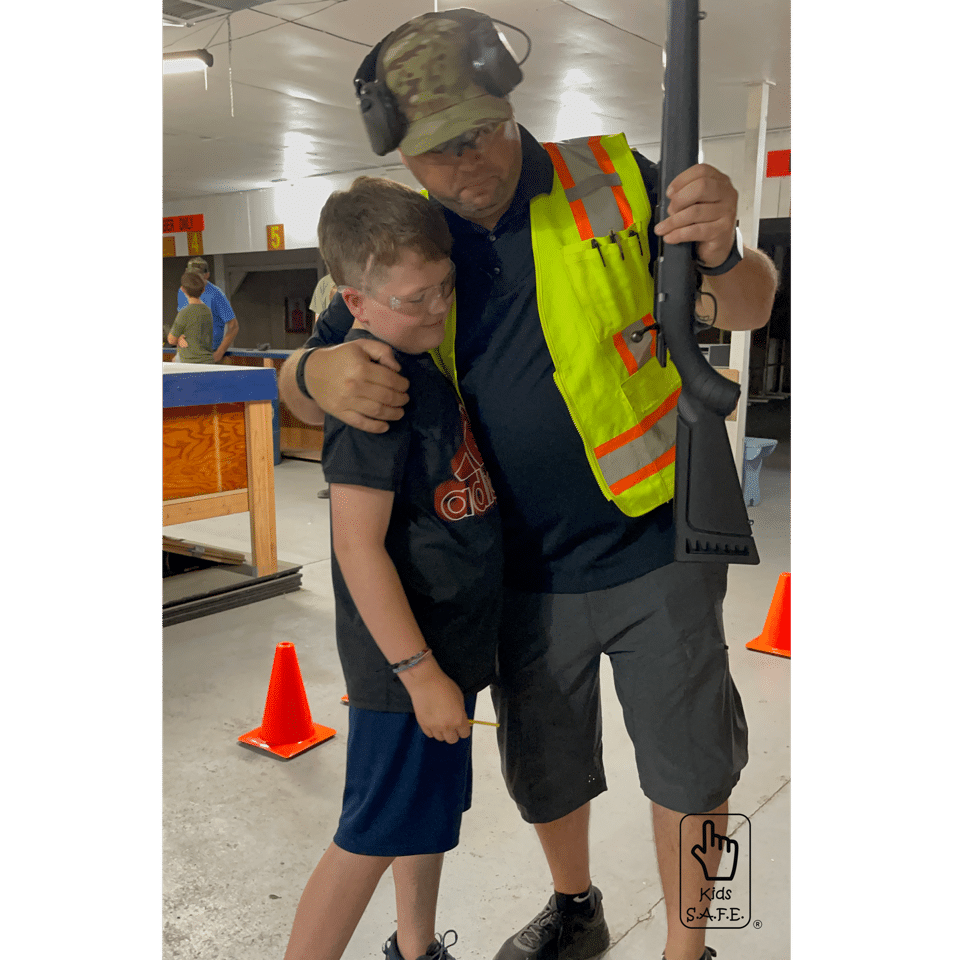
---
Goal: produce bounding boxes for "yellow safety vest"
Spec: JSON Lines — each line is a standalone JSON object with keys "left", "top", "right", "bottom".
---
{"left": 431, "top": 132, "right": 682, "bottom": 518}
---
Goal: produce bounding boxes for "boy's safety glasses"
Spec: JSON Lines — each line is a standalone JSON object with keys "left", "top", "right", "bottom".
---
{"left": 366, "top": 262, "right": 456, "bottom": 319}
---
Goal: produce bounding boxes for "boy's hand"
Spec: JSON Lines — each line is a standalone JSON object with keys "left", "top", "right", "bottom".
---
{"left": 400, "top": 660, "right": 471, "bottom": 743}
{"left": 177, "top": 335, "right": 189, "bottom": 349}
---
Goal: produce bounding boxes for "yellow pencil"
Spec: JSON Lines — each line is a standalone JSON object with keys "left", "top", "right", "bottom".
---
{"left": 469, "top": 719, "right": 500, "bottom": 727}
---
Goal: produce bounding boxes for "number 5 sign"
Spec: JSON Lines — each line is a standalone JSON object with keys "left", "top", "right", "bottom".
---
{"left": 267, "top": 224, "right": 285, "bottom": 250}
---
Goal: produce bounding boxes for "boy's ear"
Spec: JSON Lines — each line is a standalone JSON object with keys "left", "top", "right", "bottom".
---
{"left": 340, "top": 287, "right": 367, "bottom": 322}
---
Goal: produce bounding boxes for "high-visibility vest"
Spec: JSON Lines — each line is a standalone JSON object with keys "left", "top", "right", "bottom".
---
{"left": 432, "top": 132, "right": 682, "bottom": 518}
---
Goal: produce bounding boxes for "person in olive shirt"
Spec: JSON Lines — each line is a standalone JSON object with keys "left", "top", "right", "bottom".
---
{"left": 167, "top": 270, "right": 214, "bottom": 364}
{"left": 175, "top": 256, "right": 240, "bottom": 362}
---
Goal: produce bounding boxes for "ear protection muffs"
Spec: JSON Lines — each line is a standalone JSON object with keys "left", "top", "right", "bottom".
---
{"left": 353, "top": 8, "right": 524, "bottom": 157}
{"left": 353, "top": 42, "right": 404, "bottom": 157}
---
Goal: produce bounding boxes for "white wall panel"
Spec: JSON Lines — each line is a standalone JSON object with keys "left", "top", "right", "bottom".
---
{"left": 163, "top": 165, "right": 422, "bottom": 256}
{"left": 163, "top": 133, "right": 789, "bottom": 258}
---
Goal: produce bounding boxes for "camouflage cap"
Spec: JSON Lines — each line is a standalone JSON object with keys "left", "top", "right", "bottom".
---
{"left": 380, "top": 12, "right": 513, "bottom": 156}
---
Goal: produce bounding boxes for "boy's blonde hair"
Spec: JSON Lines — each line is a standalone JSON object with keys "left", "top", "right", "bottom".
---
{"left": 180, "top": 270, "right": 206, "bottom": 299}
{"left": 318, "top": 176, "right": 452, "bottom": 291}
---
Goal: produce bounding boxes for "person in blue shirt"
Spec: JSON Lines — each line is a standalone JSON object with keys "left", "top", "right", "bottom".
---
{"left": 175, "top": 257, "right": 240, "bottom": 362}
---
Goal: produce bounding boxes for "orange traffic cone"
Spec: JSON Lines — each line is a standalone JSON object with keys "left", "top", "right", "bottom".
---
{"left": 746, "top": 572, "right": 791, "bottom": 658}
{"left": 238, "top": 642, "right": 336, "bottom": 758}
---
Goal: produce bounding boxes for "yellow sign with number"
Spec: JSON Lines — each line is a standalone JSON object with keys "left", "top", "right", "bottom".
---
{"left": 267, "top": 224, "right": 285, "bottom": 250}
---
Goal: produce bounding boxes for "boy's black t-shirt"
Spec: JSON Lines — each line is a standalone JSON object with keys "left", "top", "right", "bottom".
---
{"left": 322, "top": 328, "right": 503, "bottom": 713}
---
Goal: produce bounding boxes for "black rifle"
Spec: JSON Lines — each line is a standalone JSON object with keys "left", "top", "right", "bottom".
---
{"left": 654, "top": 0, "right": 760, "bottom": 564}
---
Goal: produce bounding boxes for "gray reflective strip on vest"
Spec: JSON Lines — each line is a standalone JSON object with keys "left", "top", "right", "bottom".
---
{"left": 620, "top": 316, "right": 655, "bottom": 370}
{"left": 553, "top": 138, "right": 628, "bottom": 237}
{"left": 565, "top": 172, "right": 622, "bottom": 204}
{"left": 596, "top": 407, "right": 678, "bottom": 487}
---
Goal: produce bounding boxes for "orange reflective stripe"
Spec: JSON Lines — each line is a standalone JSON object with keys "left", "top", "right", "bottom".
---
{"left": 543, "top": 142, "right": 573, "bottom": 188}
{"left": 593, "top": 388, "right": 681, "bottom": 459}
{"left": 612, "top": 332, "right": 639, "bottom": 375}
{"left": 588, "top": 136, "right": 633, "bottom": 231}
{"left": 608, "top": 446, "right": 676, "bottom": 496}
{"left": 595, "top": 424, "right": 642, "bottom": 460}
{"left": 639, "top": 386, "right": 681, "bottom": 434}
{"left": 543, "top": 141, "right": 593, "bottom": 241}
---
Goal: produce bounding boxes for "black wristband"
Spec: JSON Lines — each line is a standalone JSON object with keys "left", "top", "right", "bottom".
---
{"left": 696, "top": 226, "right": 743, "bottom": 276}
{"left": 295, "top": 347, "right": 319, "bottom": 401}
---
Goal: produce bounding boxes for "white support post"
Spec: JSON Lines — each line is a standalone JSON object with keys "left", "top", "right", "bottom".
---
{"left": 727, "top": 81, "right": 773, "bottom": 483}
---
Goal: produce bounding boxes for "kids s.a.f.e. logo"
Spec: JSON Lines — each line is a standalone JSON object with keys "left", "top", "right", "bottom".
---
{"left": 434, "top": 400, "right": 496, "bottom": 521}
{"left": 680, "top": 814, "right": 752, "bottom": 929}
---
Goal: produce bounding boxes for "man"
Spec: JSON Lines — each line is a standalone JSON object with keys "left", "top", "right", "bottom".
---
{"left": 175, "top": 257, "right": 240, "bottom": 362}
{"left": 279, "top": 11, "right": 777, "bottom": 960}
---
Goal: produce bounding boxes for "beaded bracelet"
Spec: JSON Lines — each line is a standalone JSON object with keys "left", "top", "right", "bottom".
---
{"left": 391, "top": 648, "right": 432, "bottom": 675}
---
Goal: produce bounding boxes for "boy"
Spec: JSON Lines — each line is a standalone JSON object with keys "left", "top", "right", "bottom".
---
{"left": 167, "top": 270, "right": 214, "bottom": 363}
{"left": 283, "top": 177, "right": 502, "bottom": 960}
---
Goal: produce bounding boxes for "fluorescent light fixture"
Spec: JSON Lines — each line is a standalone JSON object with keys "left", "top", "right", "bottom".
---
{"left": 163, "top": 49, "right": 213, "bottom": 75}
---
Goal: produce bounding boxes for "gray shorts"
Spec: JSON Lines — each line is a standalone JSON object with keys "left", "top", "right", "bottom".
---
{"left": 491, "top": 561, "right": 748, "bottom": 822}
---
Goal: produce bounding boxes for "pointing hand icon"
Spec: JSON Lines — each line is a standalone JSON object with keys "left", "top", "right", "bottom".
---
{"left": 691, "top": 819, "right": 738, "bottom": 881}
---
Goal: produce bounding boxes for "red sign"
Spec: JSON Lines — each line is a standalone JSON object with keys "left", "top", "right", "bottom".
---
{"left": 285, "top": 297, "right": 307, "bottom": 333}
{"left": 163, "top": 214, "right": 205, "bottom": 234}
{"left": 766, "top": 149, "right": 791, "bottom": 178}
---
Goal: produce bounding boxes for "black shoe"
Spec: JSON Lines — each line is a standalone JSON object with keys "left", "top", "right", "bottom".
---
{"left": 493, "top": 887, "right": 609, "bottom": 960}
{"left": 661, "top": 949, "right": 716, "bottom": 960}
{"left": 384, "top": 930, "right": 459, "bottom": 960}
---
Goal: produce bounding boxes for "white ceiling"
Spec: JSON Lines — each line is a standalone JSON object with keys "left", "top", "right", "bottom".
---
{"left": 162, "top": 0, "right": 790, "bottom": 204}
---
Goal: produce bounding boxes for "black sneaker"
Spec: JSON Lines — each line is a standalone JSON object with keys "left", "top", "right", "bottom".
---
{"left": 493, "top": 887, "right": 610, "bottom": 960}
{"left": 384, "top": 930, "right": 459, "bottom": 960}
{"left": 661, "top": 949, "right": 716, "bottom": 960}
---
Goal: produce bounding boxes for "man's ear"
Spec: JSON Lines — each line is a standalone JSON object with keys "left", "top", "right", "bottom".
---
{"left": 398, "top": 150, "right": 411, "bottom": 170}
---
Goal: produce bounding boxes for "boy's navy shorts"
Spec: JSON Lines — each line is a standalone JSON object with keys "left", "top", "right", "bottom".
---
{"left": 333, "top": 696, "right": 477, "bottom": 857}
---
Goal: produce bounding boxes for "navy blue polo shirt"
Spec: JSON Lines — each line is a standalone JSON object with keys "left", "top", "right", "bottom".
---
{"left": 308, "top": 125, "right": 675, "bottom": 593}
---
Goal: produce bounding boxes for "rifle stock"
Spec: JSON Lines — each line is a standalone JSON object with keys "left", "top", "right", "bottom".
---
{"left": 655, "top": 0, "right": 759, "bottom": 564}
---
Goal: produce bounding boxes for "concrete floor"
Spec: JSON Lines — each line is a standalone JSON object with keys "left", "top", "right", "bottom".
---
{"left": 163, "top": 402, "right": 790, "bottom": 960}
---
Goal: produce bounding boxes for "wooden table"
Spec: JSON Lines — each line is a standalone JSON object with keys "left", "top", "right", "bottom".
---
{"left": 163, "top": 363, "right": 278, "bottom": 576}
{"left": 163, "top": 348, "right": 324, "bottom": 459}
